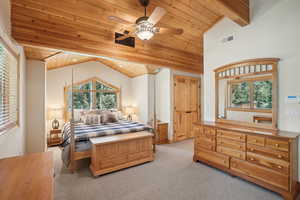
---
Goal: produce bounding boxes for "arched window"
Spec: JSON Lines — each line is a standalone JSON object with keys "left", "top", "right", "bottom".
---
{"left": 64, "top": 77, "right": 120, "bottom": 120}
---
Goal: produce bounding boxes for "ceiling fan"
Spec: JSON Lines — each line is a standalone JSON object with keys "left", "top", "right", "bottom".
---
{"left": 108, "top": 0, "right": 184, "bottom": 41}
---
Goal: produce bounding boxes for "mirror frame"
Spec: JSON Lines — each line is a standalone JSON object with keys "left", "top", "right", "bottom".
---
{"left": 214, "top": 58, "right": 280, "bottom": 131}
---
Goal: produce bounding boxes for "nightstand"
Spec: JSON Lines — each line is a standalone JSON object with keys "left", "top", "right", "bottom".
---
{"left": 47, "top": 129, "right": 62, "bottom": 147}
{"left": 155, "top": 122, "right": 168, "bottom": 144}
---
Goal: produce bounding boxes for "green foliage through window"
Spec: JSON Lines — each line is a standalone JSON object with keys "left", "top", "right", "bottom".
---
{"left": 254, "top": 81, "right": 272, "bottom": 109}
{"left": 231, "top": 82, "right": 250, "bottom": 106}
{"left": 67, "top": 79, "right": 118, "bottom": 111}
{"left": 229, "top": 79, "right": 272, "bottom": 110}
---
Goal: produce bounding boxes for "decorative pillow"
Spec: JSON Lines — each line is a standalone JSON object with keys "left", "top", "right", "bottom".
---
{"left": 101, "top": 111, "right": 118, "bottom": 124}
{"left": 83, "top": 114, "right": 101, "bottom": 125}
{"left": 110, "top": 110, "right": 123, "bottom": 120}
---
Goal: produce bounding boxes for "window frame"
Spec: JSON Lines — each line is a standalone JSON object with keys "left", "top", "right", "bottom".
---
{"left": 64, "top": 77, "right": 121, "bottom": 121}
{"left": 226, "top": 75, "right": 273, "bottom": 113}
{"left": 0, "top": 36, "right": 20, "bottom": 135}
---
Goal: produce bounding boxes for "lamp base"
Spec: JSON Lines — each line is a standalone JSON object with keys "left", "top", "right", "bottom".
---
{"left": 52, "top": 119, "right": 60, "bottom": 129}
{"left": 127, "top": 115, "right": 132, "bottom": 121}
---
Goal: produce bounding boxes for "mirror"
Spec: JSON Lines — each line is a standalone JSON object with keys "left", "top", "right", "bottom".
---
{"left": 215, "top": 58, "right": 279, "bottom": 130}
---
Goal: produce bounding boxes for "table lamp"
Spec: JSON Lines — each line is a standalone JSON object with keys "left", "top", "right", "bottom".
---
{"left": 124, "top": 106, "right": 137, "bottom": 121}
{"left": 48, "top": 106, "right": 64, "bottom": 129}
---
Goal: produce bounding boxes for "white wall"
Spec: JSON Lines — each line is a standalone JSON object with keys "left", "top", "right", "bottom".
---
{"left": 26, "top": 60, "right": 46, "bottom": 153}
{"left": 131, "top": 75, "right": 150, "bottom": 124}
{"left": 156, "top": 68, "right": 171, "bottom": 123}
{"left": 156, "top": 68, "right": 172, "bottom": 138}
{"left": 204, "top": 0, "right": 300, "bottom": 133}
{"left": 0, "top": 0, "right": 27, "bottom": 158}
{"left": 47, "top": 61, "right": 133, "bottom": 110}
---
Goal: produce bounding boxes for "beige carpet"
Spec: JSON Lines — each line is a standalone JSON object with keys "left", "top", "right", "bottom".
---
{"left": 51, "top": 140, "right": 288, "bottom": 200}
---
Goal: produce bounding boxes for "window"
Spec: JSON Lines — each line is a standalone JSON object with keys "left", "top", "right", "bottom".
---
{"left": 0, "top": 39, "right": 19, "bottom": 133}
{"left": 65, "top": 78, "right": 119, "bottom": 116}
{"left": 253, "top": 80, "right": 272, "bottom": 109}
{"left": 230, "top": 82, "right": 250, "bottom": 108}
{"left": 228, "top": 77, "right": 272, "bottom": 112}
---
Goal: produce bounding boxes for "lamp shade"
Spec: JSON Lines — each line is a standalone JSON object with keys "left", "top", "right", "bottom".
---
{"left": 123, "top": 106, "right": 138, "bottom": 115}
{"left": 48, "top": 106, "right": 64, "bottom": 120}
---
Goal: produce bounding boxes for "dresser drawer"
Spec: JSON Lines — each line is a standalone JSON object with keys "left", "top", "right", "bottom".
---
{"left": 198, "top": 128, "right": 215, "bottom": 140}
{"left": 196, "top": 140, "right": 215, "bottom": 151}
{"left": 196, "top": 148, "right": 229, "bottom": 168}
{"left": 247, "top": 135, "right": 265, "bottom": 146}
{"left": 217, "top": 146, "right": 246, "bottom": 160}
{"left": 217, "top": 137, "right": 246, "bottom": 151}
{"left": 197, "top": 134, "right": 215, "bottom": 143}
{"left": 217, "top": 129, "right": 246, "bottom": 142}
{"left": 266, "top": 138, "right": 289, "bottom": 152}
{"left": 247, "top": 152, "right": 289, "bottom": 175}
{"left": 193, "top": 126, "right": 202, "bottom": 137}
{"left": 247, "top": 144, "right": 289, "bottom": 162}
{"left": 231, "top": 158, "right": 289, "bottom": 191}
{"left": 203, "top": 127, "right": 216, "bottom": 137}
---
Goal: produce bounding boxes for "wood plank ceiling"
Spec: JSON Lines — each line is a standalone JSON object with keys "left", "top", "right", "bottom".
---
{"left": 12, "top": 0, "right": 249, "bottom": 74}
{"left": 25, "top": 46, "right": 159, "bottom": 78}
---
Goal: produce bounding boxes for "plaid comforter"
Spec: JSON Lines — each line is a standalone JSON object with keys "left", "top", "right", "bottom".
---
{"left": 61, "top": 120, "right": 152, "bottom": 166}
{"left": 61, "top": 120, "right": 152, "bottom": 147}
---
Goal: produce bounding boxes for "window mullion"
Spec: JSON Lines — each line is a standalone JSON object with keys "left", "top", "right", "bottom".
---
{"left": 92, "top": 80, "right": 96, "bottom": 109}
{"left": 249, "top": 81, "right": 254, "bottom": 109}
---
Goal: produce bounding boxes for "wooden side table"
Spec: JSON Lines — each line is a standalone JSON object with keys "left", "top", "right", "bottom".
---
{"left": 156, "top": 122, "right": 169, "bottom": 144}
{"left": 47, "top": 129, "right": 62, "bottom": 147}
{"left": 0, "top": 152, "right": 54, "bottom": 200}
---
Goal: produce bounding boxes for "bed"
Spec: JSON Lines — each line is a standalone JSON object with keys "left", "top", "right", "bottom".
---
{"left": 61, "top": 120, "right": 155, "bottom": 175}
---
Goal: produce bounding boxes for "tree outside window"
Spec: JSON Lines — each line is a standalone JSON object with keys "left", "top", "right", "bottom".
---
{"left": 228, "top": 79, "right": 272, "bottom": 111}
{"left": 66, "top": 78, "right": 119, "bottom": 114}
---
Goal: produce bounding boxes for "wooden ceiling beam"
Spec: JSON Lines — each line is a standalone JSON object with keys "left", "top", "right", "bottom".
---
{"left": 197, "top": 0, "right": 250, "bottom": 27}
{"left": 43, "top": 51, "right": 63, "bottom": 60}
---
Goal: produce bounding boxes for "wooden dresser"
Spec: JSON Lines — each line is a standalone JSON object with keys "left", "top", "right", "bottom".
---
{"left": 193, "top": 121, "right": 300, "bottom": 200}
{"left": 0, "top": 152, "right": 54, "bottom": 200}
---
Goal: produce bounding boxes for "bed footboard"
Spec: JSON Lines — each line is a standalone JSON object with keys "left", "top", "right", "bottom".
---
{"left": 89, "top": 131, "right": 154, "bottom": 176}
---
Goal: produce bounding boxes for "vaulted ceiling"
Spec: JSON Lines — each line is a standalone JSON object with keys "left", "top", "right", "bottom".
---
{"left": 12, "top": 0, "right": 249, "bottom": 74}
{"left": 24, "top": 46, "right": 160, "bottom": 78}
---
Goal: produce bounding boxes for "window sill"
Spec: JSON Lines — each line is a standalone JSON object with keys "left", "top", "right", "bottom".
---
{"left": 226, "top": 107, "right": 272, "bottom": 113}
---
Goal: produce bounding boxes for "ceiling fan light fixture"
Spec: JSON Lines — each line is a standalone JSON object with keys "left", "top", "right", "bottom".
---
{"left": 135, "top": 20, "right": 158, "bottom": 40}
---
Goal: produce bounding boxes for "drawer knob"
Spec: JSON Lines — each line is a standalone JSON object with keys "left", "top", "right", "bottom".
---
{"left": 254, "top": 139, "right": 257, "bottom": 142}
{"left": 275, "top": 144, "right": 279, "bottom": 147}
{"left": 278, "top": 165, "right": 283, "bottom": 169}
{"left": 250, "top": 158, "right": 255, "bottom": 161}
{"left": 277, "top": 155, "right": 283, "bottom": 159}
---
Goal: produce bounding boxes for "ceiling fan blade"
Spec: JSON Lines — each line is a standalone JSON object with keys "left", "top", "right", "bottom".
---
{"left": 116, "top": 33, "right": 135, "bottom": 41}
{"left": 147, "top": 7, "right": 166, "bottom": 26}
{"left": 107, "top": 16, "right": 134, "bottom": 25}
{"left": 158, "top": 27, "right": 184, "bottom": 35}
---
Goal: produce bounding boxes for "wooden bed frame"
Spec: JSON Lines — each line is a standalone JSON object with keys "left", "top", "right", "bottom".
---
{"left": 68, "top": 69, "right": 157, "bottom": 176}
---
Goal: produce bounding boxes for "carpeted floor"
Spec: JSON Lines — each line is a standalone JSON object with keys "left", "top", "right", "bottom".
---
{"left": 51, "top": 139, "right": 288, "bottom": 200}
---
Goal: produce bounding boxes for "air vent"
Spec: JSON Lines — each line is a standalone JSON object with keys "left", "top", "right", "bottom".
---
{"left": 221, "top": 34, "right": 234, "bottom": 44}
{"left": 115, "top": 32, "right": 135, "bottom": 48}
